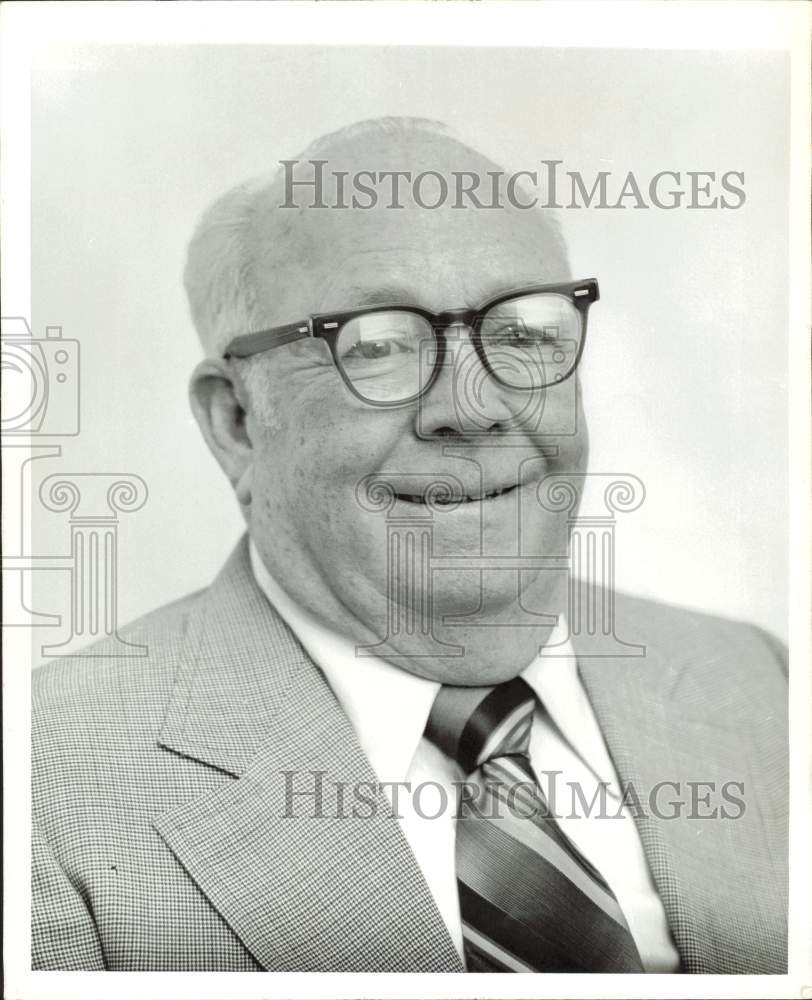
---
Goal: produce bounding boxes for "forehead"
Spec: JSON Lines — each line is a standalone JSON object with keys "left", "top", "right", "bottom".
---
{"left": 249, "top": 133, "right": 570, "bottom": 322}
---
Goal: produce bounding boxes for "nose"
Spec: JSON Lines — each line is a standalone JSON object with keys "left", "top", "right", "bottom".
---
{"left": 414, "top": 324, "right": 519, "bottom": 439}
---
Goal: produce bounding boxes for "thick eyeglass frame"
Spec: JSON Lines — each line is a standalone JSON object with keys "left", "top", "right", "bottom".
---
{"left": 222, "top": 277, "right": 599, "bottom": 408}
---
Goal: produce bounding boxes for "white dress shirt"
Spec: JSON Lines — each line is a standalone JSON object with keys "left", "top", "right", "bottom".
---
{"left": 250, "top": 542, "right": 679, "bottom": 972}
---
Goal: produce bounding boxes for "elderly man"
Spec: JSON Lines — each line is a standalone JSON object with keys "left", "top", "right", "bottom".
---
{"left": 32, "top": 118, "right": 787, "bottom": 974}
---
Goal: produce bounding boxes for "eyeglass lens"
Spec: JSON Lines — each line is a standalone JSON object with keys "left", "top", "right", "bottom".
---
{"left": 334, "top": 293, "right": 583, "bottom": 403}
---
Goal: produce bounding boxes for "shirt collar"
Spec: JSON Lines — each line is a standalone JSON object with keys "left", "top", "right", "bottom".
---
{"left": 249, "top": 541, "right": 615, "bottom": 787}
{"left": 249, "top": 541, "right": 439, "bottom": 786}
{"left": 522, "top": 638, "right": 619, "bottom": 789}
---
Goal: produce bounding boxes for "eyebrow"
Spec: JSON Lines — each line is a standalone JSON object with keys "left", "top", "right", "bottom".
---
{"left": 350, "top": 285, "right": 422, "bottom": 307}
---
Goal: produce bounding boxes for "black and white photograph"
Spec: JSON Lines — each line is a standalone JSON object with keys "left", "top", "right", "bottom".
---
{"left": 2, "top": 3, "right": 809, "bottom": 998}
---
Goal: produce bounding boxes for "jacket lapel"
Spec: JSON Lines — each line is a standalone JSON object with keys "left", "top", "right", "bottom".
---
{"left": 153, "top": 538, "right": 462, "bottom": 972}
{"left": 576, "top": 619, "right": 786, "bottom": 973}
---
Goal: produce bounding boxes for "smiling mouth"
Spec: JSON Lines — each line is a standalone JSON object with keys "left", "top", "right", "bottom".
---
{"left": 395, "top": 484, "right": 520, "bottom": 506}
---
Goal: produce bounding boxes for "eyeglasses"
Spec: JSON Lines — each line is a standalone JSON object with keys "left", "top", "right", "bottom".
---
{"left": 222, "top": 278, "right": 599, "bottom": 407}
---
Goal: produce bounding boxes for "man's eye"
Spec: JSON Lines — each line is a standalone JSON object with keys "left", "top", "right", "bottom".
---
{"left": 506, "top": 324, "right": 532, "bottom": 344}
{"left": 492, "top": 324, "right": 555, "bottom": 345}
{"left": 342, "top": 338, "right": 413, "bottom": 360}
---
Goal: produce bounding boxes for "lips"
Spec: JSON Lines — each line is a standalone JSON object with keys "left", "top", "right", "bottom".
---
{"left": 395, "top": 483, "right": 520, "bottom": 505}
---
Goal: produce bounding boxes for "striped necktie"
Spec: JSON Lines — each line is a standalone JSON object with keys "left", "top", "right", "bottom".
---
{"left": 424, "top": 675, "right": 644, "bottom": 973}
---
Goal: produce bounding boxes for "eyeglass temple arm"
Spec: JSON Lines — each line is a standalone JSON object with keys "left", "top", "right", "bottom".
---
{"left": 223, "top": 319, "right": 313, "bottom": 359}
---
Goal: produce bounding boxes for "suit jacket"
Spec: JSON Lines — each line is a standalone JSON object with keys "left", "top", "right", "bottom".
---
{"left": 32, "top": 536, "right": 788, "bottom": 972}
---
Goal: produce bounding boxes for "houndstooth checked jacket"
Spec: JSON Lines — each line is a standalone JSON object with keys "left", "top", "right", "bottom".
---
{"left": 32, "top": 536, "right": 788, "bottom": 972}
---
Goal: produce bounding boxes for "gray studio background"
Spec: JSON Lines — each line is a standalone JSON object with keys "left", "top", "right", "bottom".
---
{"left": 30, "top": 45, "right": 788, "bottom": 649}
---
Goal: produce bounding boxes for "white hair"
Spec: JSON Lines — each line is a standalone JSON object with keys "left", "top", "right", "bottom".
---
{"left": 183, "top": 175, "right": 265, "bottom": 358}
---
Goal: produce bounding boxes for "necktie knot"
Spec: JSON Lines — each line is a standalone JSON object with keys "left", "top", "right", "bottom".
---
{"left": 425, "top": 675, "right": 536, "bottom": 775}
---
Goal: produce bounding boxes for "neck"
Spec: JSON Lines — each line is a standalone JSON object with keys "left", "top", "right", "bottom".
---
{"left": 250, "top": 539, "right": 569, "bottom": 687}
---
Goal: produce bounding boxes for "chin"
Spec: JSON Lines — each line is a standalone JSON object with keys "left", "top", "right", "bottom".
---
{"left": 453, "top": 662, "right": 529, "bottom": 687}
{"left": 411, "top": 651, "right": 532, "bottom": 687}
{"left": 429, "top": 569, "right": 546, "bottom": 618}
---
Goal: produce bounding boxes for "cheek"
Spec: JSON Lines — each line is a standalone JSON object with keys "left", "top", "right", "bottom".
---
{"left": 256, "top": 396, "right": 285, "bottom": 434}
{"left": 532, "top": 382, "right": 589, "bottom": 471}
{"left": 253, "top": 400, "right": 405, "bottom": 518}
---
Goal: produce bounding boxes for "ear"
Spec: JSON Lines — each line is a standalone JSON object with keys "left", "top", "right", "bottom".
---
{"left": 189, "top": 359, "right": 254, "bottom": 507}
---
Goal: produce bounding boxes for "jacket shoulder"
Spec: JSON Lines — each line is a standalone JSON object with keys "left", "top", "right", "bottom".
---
{"left": 613, "top": 589, "right": 786, "bottom": 658}
{"left": 32, "top": 588, "right": 202, "bottom": 718}
{"left": 610, "top": 588, "right": 787, "bottom": 712}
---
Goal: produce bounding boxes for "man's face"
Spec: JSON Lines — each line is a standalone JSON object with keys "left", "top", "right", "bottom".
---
{"left": 228, "top": 136, "right": 589, "bottom": 683}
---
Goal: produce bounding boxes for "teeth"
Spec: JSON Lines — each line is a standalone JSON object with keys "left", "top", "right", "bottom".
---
{"left": 397, "top": 485, "right": 516, "bottom": 505}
